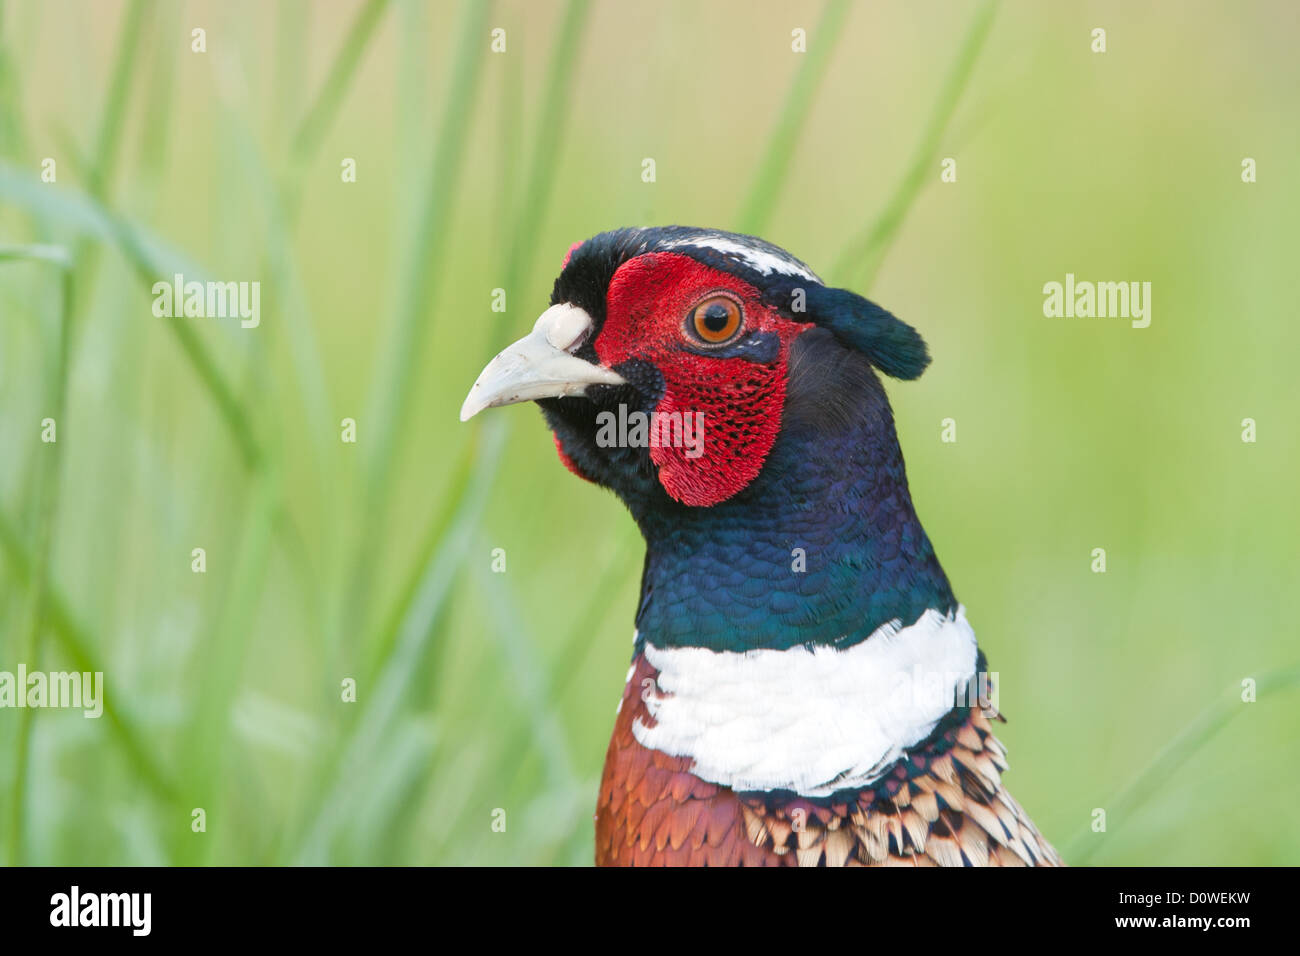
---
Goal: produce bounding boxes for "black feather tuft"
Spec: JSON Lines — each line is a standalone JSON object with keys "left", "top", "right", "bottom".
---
{"left": 800, "top": 285, "right": 931, "bottom": 380}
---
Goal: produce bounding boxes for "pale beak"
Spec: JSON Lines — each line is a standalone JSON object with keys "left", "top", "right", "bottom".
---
{"left": 459, "top": 303, "right": 627, "bottom": 422}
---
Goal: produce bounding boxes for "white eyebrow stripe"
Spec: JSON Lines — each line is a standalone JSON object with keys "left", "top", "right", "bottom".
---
{"left": 660, "top": 234, "right": 822, "bottom": 283}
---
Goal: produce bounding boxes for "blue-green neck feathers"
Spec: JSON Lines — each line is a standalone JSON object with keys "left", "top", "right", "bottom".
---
{"left": 633, "top": 328, "right": 956, "bottom": 653}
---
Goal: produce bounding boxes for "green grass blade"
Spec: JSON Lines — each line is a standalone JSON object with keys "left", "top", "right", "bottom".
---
{"left": 500, "top": 536, "right": 637, "bottom": 798}
{"left": 289, "top": 420, "right": 506, "bottom": 864}
{"left": 0, "top": 162, "right": 208, "bottom": 275}
{"left": 0, "top": 163, "right": 265, "bottom": 469}
{"left": 136, "top": 2, "right": 180, "bottom": 187}
{"left": 736, "top": 0, "right": 853, "bottom": 235}
{"left": 289, "top": 0, "right": 389, "bottom": 167}
{"left": 1064, "top": 667, "right": 1300, "bottom": 864}
{"left": 472, "top": 561, "right": 579, "bottom": 788}
{"left": 361, "top": 0, "right": 496, "bottom": 489}
{"left": 0, "top": 243, "right": 71, "bottom": 267}
{"left": 174, "top": 466, "right": 282, "bottom": 865}
{"left": 0, "top": 0, "right": 30, "bottom": 155}
{"left": 494, "top": 0, "right": 592, "bottom": 338}
{"left": 1, "top": 251, "right": 72, "bottom": 864}
{"left": 0, "top": 506, "right": 180, "bottom": 807}
{"left": 334, "top": 0, "right": 495, "bottom": 654}
{"left": 831, "top": 0, "right": 998, "bottom": 290}
{"left": 81, "top": 0, "right": 145, "bottom": 200}
{"left": 361, "top": 429, "right": 480, "bottom": 688}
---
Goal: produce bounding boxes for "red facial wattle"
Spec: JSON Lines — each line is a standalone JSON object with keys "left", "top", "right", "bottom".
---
{"left": 592, "top": 252, "right": 812, "bottom": 507}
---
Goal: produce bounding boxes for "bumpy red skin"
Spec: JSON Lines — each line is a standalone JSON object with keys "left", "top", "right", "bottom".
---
{"left": 553, "top": 252, "right": 812, "bottom": 507}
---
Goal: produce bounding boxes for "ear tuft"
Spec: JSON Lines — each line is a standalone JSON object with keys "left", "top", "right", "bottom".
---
{"left": 802, "top": 286, "right": 931, "bottom": 380}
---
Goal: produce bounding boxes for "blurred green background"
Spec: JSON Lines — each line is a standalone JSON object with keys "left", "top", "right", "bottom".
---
{"left": 1, "top": 0, "right": 1297, "bottom": 866}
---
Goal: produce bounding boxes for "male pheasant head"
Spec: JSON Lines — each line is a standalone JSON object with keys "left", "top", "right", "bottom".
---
{"left": 460, "top": 226, "right": 931, "bottom": 519}
{"left": 460, "top": 231, "right": 1061, "bottom": 864}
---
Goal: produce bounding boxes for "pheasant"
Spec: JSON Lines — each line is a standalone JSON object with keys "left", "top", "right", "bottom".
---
{"left": 461, "top": 226, "right": 1061, "bottom": 867}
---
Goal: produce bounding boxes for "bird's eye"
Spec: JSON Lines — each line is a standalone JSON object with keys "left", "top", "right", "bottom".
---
{"left": 687, "top": 295, "right": 742, "bottom": 345}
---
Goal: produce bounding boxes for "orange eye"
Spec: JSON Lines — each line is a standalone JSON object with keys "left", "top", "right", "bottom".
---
{"left": 688, "top": 295, "right": 742, "bottom": 344}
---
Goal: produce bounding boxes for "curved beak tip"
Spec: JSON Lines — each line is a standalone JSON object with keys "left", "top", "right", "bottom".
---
{"left": 458, "top": 305, "right": 626, "bottom": 424}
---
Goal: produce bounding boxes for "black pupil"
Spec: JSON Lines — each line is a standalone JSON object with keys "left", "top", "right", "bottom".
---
{"left": 702, "top": 303, "right": 731, "bottom": 334}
